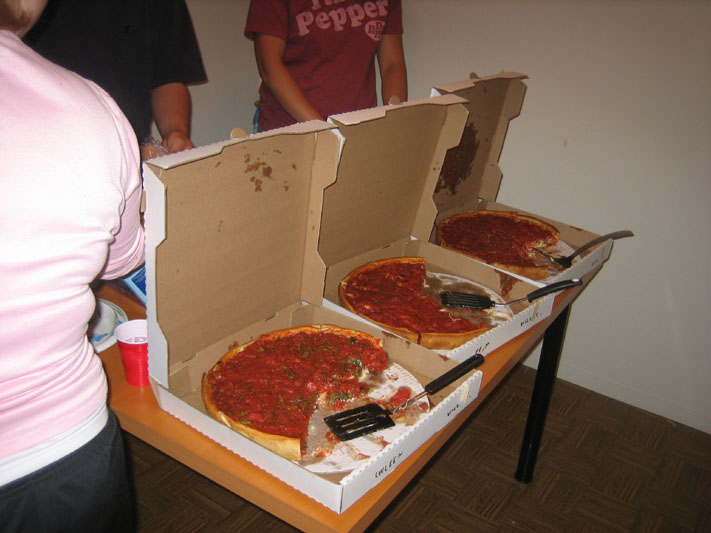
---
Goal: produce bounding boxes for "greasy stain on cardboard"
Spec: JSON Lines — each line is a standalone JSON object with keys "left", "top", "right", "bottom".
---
{"left": 435, "top": 123, "right": 479, "bottom": 196}
{"left": 244, "top": 153, "right": 291, "bottom": 192}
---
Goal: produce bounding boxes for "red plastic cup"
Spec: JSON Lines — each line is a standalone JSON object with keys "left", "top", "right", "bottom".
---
{"left": 114, "top": 319, "right": 149, "bottom": 387}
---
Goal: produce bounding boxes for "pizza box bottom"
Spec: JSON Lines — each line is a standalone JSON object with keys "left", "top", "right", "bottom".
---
{"left": 149, "top": 302, "right": 482, "bottom": 514}
{"left": 321, "top": 236, "right": 554, "bottom": 364}
{"left": 436, "top": 199, "right": 613, "bottom": 287}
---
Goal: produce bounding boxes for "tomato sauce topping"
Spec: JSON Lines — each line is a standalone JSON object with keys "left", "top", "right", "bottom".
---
{"left": 379, "top": 386, "right": 413, "bottom": 411}
{"left": 206, "top": 329, "right": 388, "bottom": 447}
{"left": 440, "top": 213, "right": 555, "bottom": 266}
{"left": 344, "top": 260, "right": 485, "bottom": 335}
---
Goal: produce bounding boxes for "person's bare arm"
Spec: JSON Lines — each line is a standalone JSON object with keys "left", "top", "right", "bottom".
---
{"left": 151, "top": 82, "right": 194, "bottom": 153}
{"left": 254, "top": 33, "right": 323, "bottom": 123}
{"left": 377, "top": 34, "right": 407, "bottom": 105}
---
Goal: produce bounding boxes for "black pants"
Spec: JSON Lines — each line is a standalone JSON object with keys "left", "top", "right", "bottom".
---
{"left": 0, "top": 410, "right": 134, "bottom": 533}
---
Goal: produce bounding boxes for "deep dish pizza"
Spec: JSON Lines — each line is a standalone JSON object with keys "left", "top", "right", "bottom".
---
{"left": 339, "top": 257, "right": 489, "bottom": 350}
{"left": 438, "top": 210, "right": 559, "bottom": 280}
{"left": 202, "top": 325, "right": 388, "bottom": 461}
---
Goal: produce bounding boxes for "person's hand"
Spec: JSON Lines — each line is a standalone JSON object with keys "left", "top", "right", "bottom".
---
{"left": 161, "top": 130, "right": 194, "bottom": 153}
{"left": 152, "top": 83, "right": 194, "bottom": 153}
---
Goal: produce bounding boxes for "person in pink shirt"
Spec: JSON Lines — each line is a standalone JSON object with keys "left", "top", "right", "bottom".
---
{"left": 0, "top": 0, "right": 145, "bottom": 530}
{"left": 245, "top": 0, "right": 408, "bottom": 131}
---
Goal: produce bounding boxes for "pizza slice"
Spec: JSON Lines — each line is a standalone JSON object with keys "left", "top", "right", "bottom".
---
{"left": 202, "top": 325, "right": 388, "bottom": 461}
{"left": 438, "top": 210, "right": 559, "bottom": 280}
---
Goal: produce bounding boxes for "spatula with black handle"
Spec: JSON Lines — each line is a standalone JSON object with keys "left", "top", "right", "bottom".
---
{"left": 535, "top": 230, "right": 634, "bottom": 269}
{"left": 440, "top": 278, "right": 582, "bottom": 310}
{"left": 324, "top": 353, "right": 485, "bottom": 441}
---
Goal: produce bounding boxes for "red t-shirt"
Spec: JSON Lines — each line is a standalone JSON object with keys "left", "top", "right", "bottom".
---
{"left": 245, "top": 0, "right": 403, "bottom": 131}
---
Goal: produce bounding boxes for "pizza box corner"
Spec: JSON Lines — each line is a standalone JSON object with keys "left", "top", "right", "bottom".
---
{"left": 319, "top": 94, "right": 555, "bottom": 363}
{"left": 429, "top": 72, "right": 614, "bottom": 287}
{"left": 141, "top": 119, "right": 484, "bottom": 514}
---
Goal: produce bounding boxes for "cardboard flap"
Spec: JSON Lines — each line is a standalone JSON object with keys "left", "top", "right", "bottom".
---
{"left": 318, "top": 95, "right": 468, "bottom": 267}
{"left": 144, "top": 122, "right": 340, "bottom": 375}
{"left": 431, "top": 73, "right": 527, "bottom": 220}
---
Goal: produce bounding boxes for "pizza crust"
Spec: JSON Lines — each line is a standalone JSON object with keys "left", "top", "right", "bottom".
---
{"left": 438, "top": 210, "right": 559, "bottom": 280}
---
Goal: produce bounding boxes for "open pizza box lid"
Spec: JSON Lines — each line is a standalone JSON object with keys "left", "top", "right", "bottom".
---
{"left": 141, "top": 119, "right": 484, "bottom": 513}
{"left": 143, "top": 121, "right": 340, "bottom": 386}
{"left": 320, "top": 94, "right": 553, "bottom": 362}
{"left": 430, "top": 72, "right": 613, "bottom": 286}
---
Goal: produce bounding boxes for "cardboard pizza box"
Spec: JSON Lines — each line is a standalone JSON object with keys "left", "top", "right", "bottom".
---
{"left": 142, "top": 117, "right": 483, "bottom": 514}
{"left": 429, "top": 72, "right": 613, "bottom": 286}
{"left": 319, "top": 96, "right": 555, "bottom": 364}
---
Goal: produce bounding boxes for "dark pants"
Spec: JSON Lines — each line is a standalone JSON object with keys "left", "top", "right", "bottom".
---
{"left": 0, "top": 410, "right": 135, "bottom": 533}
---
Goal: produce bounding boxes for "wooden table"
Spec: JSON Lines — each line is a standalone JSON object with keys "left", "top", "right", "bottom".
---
{"left": 97, "top": 269, "right": 596, "bottom": 532}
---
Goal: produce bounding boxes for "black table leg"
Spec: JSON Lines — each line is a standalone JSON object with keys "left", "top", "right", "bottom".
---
{"left": 515, "top": 304, "right": 571, "bottom": 483}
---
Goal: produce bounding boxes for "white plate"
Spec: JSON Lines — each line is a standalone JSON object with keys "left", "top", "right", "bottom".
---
{"left": 88, "top": 299, "right": 128, "bottom": 353}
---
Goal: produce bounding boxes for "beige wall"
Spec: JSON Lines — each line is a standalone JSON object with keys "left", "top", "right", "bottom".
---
{"left": 184, "top": 0, "right": 711, "bottom": 433}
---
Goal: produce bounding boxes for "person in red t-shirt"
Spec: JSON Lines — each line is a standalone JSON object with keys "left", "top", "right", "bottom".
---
{"left": 245, "top": 0, "right": 407, "bottom": 131}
